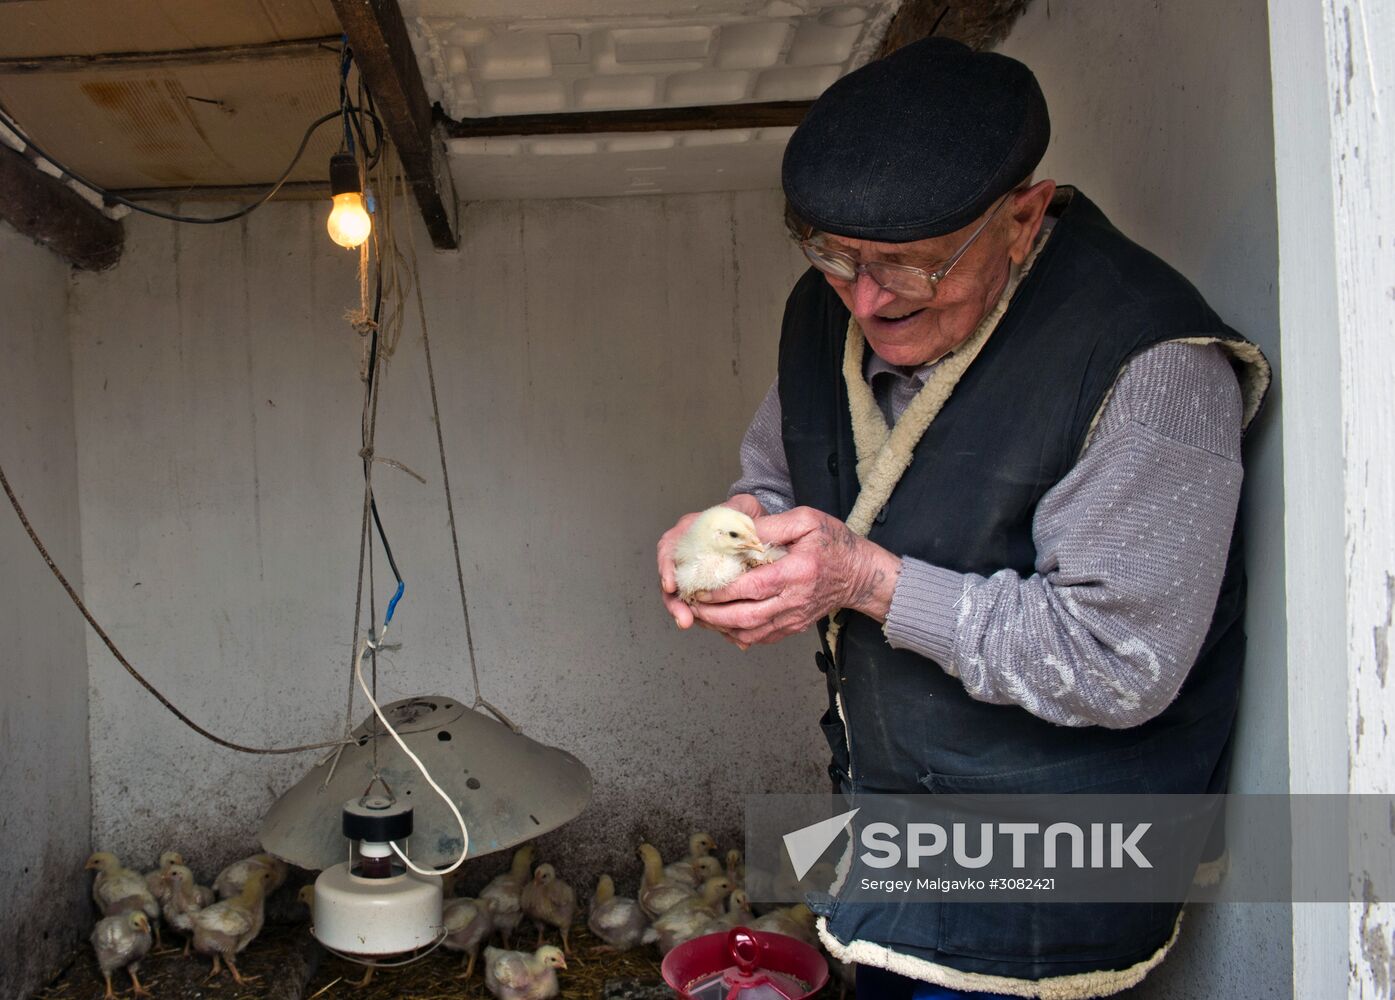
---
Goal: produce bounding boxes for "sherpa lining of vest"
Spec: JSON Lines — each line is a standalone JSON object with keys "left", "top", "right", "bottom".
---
{"left": 822, "top": 236, "right": 1049, "bottom": 656}
{"left": 1079, "top": 336, "right": 1273, "bottom": 453}
{"left": 816, "top": 911, "right": 1183, "bottom": 999}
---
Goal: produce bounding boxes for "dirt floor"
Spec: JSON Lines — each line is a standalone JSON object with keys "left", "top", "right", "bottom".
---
{"left": 34, "top": 920, "right": 846, "bottom": 999}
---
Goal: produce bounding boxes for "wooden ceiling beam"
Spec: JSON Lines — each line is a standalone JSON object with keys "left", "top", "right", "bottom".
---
{"left": 0, "top": 36, "right": 340, "bottom": 74}
{"left": 878, "top": 0, "right": 1033, "bottom": 54}
{"left": 0, "top": 145, "right": 122, "bottom": 270}
{"left": 440, "top": 101, "right": 813, "bottom": 139}
{"left": 329, "top": 0, "right": 457, "bottom": 250}
{"left": 877, "top": 1, "right": 952, "bottom": 56}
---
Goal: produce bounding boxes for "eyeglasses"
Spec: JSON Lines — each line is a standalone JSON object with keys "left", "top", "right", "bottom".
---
{"left": 797, "top": 192, "right": 1014, "bottom": 302}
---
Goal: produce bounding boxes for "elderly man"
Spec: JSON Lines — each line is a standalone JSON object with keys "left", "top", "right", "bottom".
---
{"left": 657, "top": 37, "right": 1270, "bottom": 999}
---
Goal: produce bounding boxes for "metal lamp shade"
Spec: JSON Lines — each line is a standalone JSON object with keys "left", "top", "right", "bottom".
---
{"left": 260, "top": 695, "right": 592, "bottom": 870}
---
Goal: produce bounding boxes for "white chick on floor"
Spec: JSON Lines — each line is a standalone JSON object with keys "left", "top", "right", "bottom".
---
{"left": 637, "top": 843, "right": 694, "bottom": 919}
{"left": 520, "top": 863, "right": 576, "bottom": 953}
{"left": 163, "top": 864, "right": 208, "bottom": 956}
{"left": 664, "top": 832, "right": 719, "bottom": 885}
{"left": 86, "top": 853, "right": 163, "bottom": 948}
{"left": 587, "top": 874, "right": 647, "bottom": 952}
{"left": 481, "top": 844, "right": 535, "bottom": 947}
{"left": 91, "top": 911, "right": 152, "bottom": 1000}
{"left": 750, "top": 903, "right": 819, "bottom": 947}
{"left": 698, "top": 889, "right": 753, "bottom": 936}
{"left": 443, "top": 897, "right": 495, "bottom": 979}
{"left": 483, "top": 944, "right": 566, "bottom": 1000}
{"left": 673, "top": 507, "right": 785, "bottom": 603}
{"left": 144, "top": 850, "right": 184, "bottom": 908}
{"left": 193, "top": 868, "right": 272, "bottom": 984}
{"left": 214, "top": 852, "right": 287, "bottom": 899}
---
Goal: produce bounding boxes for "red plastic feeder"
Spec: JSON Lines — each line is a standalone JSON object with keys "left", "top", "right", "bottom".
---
{"left": 662, "top": 927, "right": 830, "bottom": 1000}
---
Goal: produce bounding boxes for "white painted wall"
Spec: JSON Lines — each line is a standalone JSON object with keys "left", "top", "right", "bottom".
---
{"left": 998, "top": 0, "right": 1290, "bottom": 996}
{"left": 67, "top": 191, "right": 821, "bottom": 886}
{"left": 0, "top": 225, "right": 91, "bottom": 998}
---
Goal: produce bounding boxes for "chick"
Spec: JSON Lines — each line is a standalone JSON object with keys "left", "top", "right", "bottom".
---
{"left": 725, "top": 849, "right": 746, "bottom": 888}
{"left": 668, "top": 854, "right": 723, "bottom": 888}
{"left": 673, "top": 506, "right": 785, "bottom": 602}
{"left": 637, "top": 843, "right": 694, "bottom": 919}
{"left": 481, "top": 845, "right": 535, "bottom": 947}
{"left": 144, "top": 850, "right": 185, "bottom": 907}
{"left": 214, "top": 852, "right": 287, "bottom": 899}
{"left": 443, "top": 897, "right": 495, "bottom": 979}
{"left": 663, "top": 832, "right": 719, "bottom": 885}
{"left": 86, "top": 852, "right": 162, "bottom": 947}
{"left": 649, "top": 876, "right": 732, "bottom": 931}
{"left": 91, "top": 911, "right": 152, "bottom": 1000}
{"left": 483, "top": 944, "right": 567, "bottom": 1000}
{"left": 193, "top": 868, "right": 272, "bottom": 984}
{"left": 698, "top": 889, "right": 753, "bottom": 936}
{"left": 644, "top": 876, "right": 734, "bottom": 955}
{"left": 587, "top": 874, "right": 647, "bottom": 952}
{"left": 520, "top": 863, "right": 576, "bottom": 953}
{"left": 750, "top": 903, "right": 818, "bottom": 947}
{"left": 163, "top": 863, "right": 209, "bottom": 956}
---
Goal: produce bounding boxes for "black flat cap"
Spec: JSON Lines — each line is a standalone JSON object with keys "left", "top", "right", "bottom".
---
{"left": 782, "top": 37, "right": 1049, "bottom": 242}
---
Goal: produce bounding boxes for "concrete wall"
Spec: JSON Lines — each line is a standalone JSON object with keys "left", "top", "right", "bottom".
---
{"left": 998, "top": 0, "right": 1290, "bottom": 996}
{"left": 67, "top": 191, "right": 821, "bottom": 887}
{"left": 0, "top": 226, "right": 91, "bottom": 997}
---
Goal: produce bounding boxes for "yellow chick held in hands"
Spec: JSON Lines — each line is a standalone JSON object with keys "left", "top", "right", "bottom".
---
{"left": 673, "top": 506, "right": 784, "bottom": 603}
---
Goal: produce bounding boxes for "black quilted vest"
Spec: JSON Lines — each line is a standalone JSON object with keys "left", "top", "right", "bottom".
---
{"left": 781, "top": 189, "right": 1263, "bottom": 981}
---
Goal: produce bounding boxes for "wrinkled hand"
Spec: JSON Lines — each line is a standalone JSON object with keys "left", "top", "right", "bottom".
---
{"left": 657, "top": 494, "right": 767, "bottom": 630}
{"left": 690, "top": 506, "right": 901, "bottom": 648}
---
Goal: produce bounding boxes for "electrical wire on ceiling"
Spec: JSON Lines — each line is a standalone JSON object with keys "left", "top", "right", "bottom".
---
{"left": 0, "top": 37, "right": 382, "bottom": 226}
{"left": 0, "top": 40, "right": 503, "bottom": 766}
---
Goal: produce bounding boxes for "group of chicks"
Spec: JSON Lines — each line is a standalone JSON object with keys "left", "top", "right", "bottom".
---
{"left": 85, "top": 832, "right": 842, "bottom": 1000}
{"left": 435, "top": 833, "right": 832, "bottom": 1000}
{"left": 85, "top": 849, "right": 287, "bottom": 999}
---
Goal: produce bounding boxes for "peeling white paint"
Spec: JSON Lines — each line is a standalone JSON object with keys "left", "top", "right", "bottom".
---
{"left": 1326, "top": 0, "right": 1395, "bottom": 995}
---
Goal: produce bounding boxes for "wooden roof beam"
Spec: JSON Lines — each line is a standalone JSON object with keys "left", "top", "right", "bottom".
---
{"left": 878, "top": 0, "right": 1033, "bottom": 55}
{"left": 330, "top": 0, "right": 458, "bottom": 250}
{"left": 440, "top": 101, "right": 813, "bottom": 139}
{"left": 0, "top": 144, "right": 122, "bottom": 270}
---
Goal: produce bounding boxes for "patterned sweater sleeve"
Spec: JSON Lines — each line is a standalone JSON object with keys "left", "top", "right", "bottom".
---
{"left": 728, "top": 377, "right": 796, "bottom": 515}
{"left": 883, "top": 341, "right": 1245, "bottom": 728}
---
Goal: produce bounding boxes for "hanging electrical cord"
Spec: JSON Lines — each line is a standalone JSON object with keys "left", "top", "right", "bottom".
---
{"left": 0, "top": 458, "right": 353, "bottom": 755}
{"left": 354, "top": 627, "right": 469, "bottom": 876}
{"left": 0, "top": 103, "right": 378, "bottom": 226}
{"left": 0, "top": 46, "right": 391, "bottom": 756}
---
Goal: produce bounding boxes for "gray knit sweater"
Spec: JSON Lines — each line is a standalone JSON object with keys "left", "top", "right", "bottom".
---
{"left": 729, "top": 340, "right": 1243, "bottom": 729}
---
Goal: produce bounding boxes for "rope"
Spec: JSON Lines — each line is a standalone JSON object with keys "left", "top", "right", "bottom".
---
{"left": 0, "top": 458, "right": 351, "bottom": 755}
{"left": 405, "top": 199, "right": 518, "bottom": 733}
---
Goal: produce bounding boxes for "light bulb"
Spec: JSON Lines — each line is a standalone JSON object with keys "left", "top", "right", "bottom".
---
{"left": 327, "top": 192, "right": 372, "bottom": 249}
